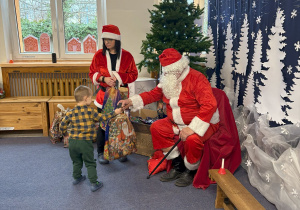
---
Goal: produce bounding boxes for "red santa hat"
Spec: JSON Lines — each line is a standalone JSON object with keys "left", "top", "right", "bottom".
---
{"left": 101, "top": 24, "right": 121, "bottom": 40}
{"left": 159, "top": 48, "right": 189, "bottom": 73}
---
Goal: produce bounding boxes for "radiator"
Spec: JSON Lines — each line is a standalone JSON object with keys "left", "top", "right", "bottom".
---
{"left": 8, "top": 72, "right": 96, "bottom": 97}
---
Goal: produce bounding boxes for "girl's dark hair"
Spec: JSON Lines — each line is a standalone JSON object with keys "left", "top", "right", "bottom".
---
{"left": 102, "top": 39, "right": 121, "bottom": 59}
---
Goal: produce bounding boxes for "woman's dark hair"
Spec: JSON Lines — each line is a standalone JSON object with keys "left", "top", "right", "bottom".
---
{"left": 102, "top": 39, "right": 121, "bottom": 59}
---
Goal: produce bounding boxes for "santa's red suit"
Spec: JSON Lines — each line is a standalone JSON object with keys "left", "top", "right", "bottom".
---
{"left": 89, "top": 49, "right": 138, "bottom": 108}
{"left": 130, "top": 50, "right": 219, "bottom": 170}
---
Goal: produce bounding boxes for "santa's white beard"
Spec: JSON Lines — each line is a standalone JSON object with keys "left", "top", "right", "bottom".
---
{"left": 160, "top": 74, "right": 180, "bottom": 99}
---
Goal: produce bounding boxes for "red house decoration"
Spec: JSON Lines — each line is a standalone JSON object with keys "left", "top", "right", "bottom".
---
{"left": 67, "top": 38, "right": 81, "bottom": 52}
{"left": 40, "top": 33, "right": 50, "bottom": 52}
{"left": 24, "top": 35, "right": 38, "bottom": 52}
{"left": 83, "top": 34, "right": 97, "bottom": 53}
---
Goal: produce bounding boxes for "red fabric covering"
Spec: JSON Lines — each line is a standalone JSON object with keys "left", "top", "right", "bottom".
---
{"left": 167, "top": 88, "right": 241, "bottom": 189}
{"left": 147, "top": 150, "right": 167, "bottom": 175}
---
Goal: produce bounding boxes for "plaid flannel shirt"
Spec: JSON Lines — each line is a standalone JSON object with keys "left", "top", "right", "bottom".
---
{"left": 60, "top": 105, "right": 115, "bottom": 141}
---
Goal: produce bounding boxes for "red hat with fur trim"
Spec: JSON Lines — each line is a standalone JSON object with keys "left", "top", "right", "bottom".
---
{"left": 159, "top": 48, "right": 182, "bottom": 67}
{"left": 101, "top": 24, "right": 121, "bottom": 40}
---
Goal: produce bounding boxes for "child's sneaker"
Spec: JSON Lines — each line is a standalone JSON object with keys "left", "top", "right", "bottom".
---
{"left": 72, "top": 175, "right": 86, "bottom": 185}
{"left": 91, "top": 181, "right": 103, "bottom": 192}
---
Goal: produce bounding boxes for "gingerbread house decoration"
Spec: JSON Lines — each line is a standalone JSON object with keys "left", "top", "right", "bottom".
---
{"left": 40, "top": 33, "right": 50, "bottom": 52}
{"left": 83, "top": 34, "right": 97, "bottom": 53}
{"left": 24, "top": 35, "right": 38, "bottom": 52}
{"left": 67, "top": 38, "right": 81, "bottom": 52}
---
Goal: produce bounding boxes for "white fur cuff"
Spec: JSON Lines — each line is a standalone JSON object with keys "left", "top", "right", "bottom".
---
{"left": 93, "top": 73, "right": 100, "bottom": 85}
{"left": 163, "top": 146, "right": 180, "bottom": 160}
{"left": 129, "top": 94, "right": 144, "bottom": 112}
{"left": 188, "top": 117, "right": 210, "bottom": 137}
{"left": 112, "top": 72, "right": 123, "bottom": 86}
{"left": 184, "top": 156, "right": 200, "bottom": 170}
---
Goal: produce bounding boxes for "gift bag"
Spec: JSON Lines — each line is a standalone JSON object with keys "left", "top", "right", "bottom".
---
{"left": 100, "top": 87, "right": 122, "bottom": 130}
{"left": 103, "top": 113, "right": 137, "bottom": 161}
{"left": 49, "top": 104, "right": 70, "bottom": 145}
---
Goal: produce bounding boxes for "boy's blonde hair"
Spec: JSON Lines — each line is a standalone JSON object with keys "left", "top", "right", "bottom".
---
{"left": 74, "top": 85, "right": 92, "bottom": 102}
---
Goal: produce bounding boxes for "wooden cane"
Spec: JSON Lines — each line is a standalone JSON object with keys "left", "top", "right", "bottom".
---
{"left": 147, "top": 138, "right": 182, "bottom": 179}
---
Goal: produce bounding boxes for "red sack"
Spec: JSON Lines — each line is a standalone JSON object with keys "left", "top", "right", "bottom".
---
{"left": 147, "top": 150, "right": 167, "bottom": 175}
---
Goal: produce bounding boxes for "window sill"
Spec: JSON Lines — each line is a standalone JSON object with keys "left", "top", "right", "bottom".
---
{"left": 0, "top": 61, "right": 92, "bottom": 67}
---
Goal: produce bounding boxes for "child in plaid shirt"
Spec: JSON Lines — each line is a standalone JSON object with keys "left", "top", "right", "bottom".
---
{"left": 60, "top": 85, "right": 123, "bottom": 192}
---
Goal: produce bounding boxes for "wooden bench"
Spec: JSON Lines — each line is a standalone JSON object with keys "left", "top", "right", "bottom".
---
{"left": 209, "top": 169, "right": 265, "bottom": 210}
{"left": 0, "top": 96, "right": 51, "bottom": 136}
{"left": 48, "top": 96, "right": 97, "bottom": 124}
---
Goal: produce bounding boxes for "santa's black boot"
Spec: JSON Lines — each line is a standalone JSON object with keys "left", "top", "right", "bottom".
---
{"left": 160, "top": 155, "right": 186, "bottom": 182}
{"left": 175, "top": 169, "right": 197, "bottom": 187}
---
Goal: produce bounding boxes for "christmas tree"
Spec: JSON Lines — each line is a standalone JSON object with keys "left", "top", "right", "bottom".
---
{"left": 137, "top": 0, "right": 211, "bottom": 75}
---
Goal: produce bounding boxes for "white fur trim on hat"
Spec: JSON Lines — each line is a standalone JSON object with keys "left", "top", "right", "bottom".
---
{"left": 129, "top": 94, "right": 144, "bottom": 112}
{"left": 163, "top": 146, "right": 180, "bottom": 160}
{"left": 163, "top": 56, "right": 189, "bottom": 74}
{"left": 101, "top": 32, "right": 121, "bottom": 40}
{"left": 184, "top": 156, "right": 200, "bottom": 170}
{"left": 188, "top": 116, "right": 210, "bottom": 137}
{"left": 93, "top": 72, "right": 100, "bottom": 85}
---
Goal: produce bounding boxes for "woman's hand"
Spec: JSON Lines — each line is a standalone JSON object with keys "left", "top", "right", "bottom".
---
{"left": 103, "top": 76, "right": 116, "bottom": 87}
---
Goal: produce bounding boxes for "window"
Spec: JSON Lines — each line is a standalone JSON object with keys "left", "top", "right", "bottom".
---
{"left": 8, "top": 0, "right": 106, "bottom": 60}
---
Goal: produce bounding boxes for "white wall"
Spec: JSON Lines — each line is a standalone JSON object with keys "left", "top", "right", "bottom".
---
{"left": 0, "top": 2, "right": 7, "bottom": 88}
{"left": 106, "top": 0, "right": 154, "bottom": 77}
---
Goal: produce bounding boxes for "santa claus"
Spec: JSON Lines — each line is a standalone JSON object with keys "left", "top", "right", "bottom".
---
{"left": 120, "top": 48, "right": 220, "bottom": 187}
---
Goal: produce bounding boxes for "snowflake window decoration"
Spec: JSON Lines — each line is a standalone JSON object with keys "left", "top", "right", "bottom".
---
{"left": 280, "top": 127, "right": 289, "bottom": 135}
{"left": 256, "top": 16, "right": 261, "bottom": 24}
{"left": 294, "top": 41, "right": 300, "bottom": 51}
{"left": 245, "top": 159, "right": 252, "bottom": 167}
{"left": 287, "top": 66, "right": 293, "bottom": 74}
{"left": 291, "top": 189, "right": 298, "bottom": 198}
{"left": 291, "top": 9, "right": 297, "bottom": 19}
{"left": 265, "top": 173, "right": 270, "bottom": 182}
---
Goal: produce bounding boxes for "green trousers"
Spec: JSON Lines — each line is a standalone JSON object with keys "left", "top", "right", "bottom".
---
{"left": 69, "top": 139, "right": 98, "bottom": 183}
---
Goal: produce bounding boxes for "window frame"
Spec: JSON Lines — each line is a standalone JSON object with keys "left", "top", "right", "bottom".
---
{"left": 7, "top": 0, "right": 107, "bottom": 61}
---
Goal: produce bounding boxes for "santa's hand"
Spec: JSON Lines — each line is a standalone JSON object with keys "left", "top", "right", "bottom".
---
{"left": 179, "top": 127, "right": 195, "bottom": 141}
{"left": 118, "top": 99, "right": 133, "bottom": 110}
